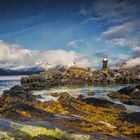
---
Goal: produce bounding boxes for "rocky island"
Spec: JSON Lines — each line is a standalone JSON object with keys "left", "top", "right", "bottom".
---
{"left": 0, "top": 66, "right": 140, "bottom": 140}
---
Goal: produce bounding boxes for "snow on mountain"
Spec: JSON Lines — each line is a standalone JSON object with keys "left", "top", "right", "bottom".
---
{"left": 0, "top": 65, "right": 45, "bottom": 76}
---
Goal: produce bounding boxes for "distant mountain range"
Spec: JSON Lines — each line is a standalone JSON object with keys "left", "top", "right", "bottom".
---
{"left": 0, "top": 66, "right": 45, "bottom": 76}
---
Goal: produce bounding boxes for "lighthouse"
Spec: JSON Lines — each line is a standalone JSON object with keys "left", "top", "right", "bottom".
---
{"left": 102, "top": 57, "right": 108, "bottom": 69}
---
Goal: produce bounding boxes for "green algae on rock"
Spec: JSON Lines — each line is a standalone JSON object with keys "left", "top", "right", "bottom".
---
{"left": 17, "top": 125, "right": 91, "bottom": 140}
{"left": 0, "top": 131, "right": 14, "bottom": 140}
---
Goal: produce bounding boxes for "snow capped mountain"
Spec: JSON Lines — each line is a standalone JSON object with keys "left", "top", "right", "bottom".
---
{"left": 0, "top": 65, "right": 45, "bottom": 76}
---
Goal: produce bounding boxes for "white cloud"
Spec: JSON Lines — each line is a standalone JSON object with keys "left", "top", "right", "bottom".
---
{"left": 67, "top": 39, "right": 85, "bottom": 48}
{"left": 90, "top": 52, "right": 130, "bottom": 69}
{"left": 132, "top": 47, "right": 140, "bottom": 55}
{"left": 102, "top": 22, "right": 134, "bottom": 39}
{"left": 67, "top": 41, "right": 77, "bottom": 48}
{"left": 0, "top": 40, "right": 38, "bottom": 66}
{"left": 105, "top": 37, "right": 140, "bottom": 68}
{"left": 122, "top": 57, "right": 140, "bottom": 68}
{"left": 110, "top": 53, "right": 130, "bottom": 66}
{"left": 105, "top": 37, "right": 140, "bottom": 52}
{"left": 106, "top": 38, "right": 127, "bottom": 48}
{"left": 0, "top": 40, "right": 94, "bottom": 68}
{"left": 101, "top": 19, "right": 140, "bottom": 41}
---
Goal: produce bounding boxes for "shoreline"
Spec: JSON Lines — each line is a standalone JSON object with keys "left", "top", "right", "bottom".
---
{"left": 0, "top": 67, "right": 140, "bottom": 140}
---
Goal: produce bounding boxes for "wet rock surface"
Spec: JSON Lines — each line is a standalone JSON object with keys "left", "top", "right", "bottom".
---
{"left": 120, "top": 112, "right": 140, "bottom": 125}
{"left": 108, "top": 85, "right": 140, "bottom": 106}
{"left": 83, "top": 97, "right": 126, "bottom": 109}
{"left": 0, "top": 84, "right": 140, "bottom": 140}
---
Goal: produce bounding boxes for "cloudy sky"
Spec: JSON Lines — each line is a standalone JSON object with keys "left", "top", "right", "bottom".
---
{"left": 0, "top": 0, "right": 140, "bottom": 68}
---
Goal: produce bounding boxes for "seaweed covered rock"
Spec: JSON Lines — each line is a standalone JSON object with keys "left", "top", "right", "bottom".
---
{"left": 51, "top": 92, "right": 60, "bottom": 97}
{"left": 0, "top": 103, "right": 54, "bottom": 120}
{"left": 120, "top": 112, "right": 140, "bottom": 125}
{"left": 87, "top": 92, "right": 94, "bottom": 96}
{"left": 83, "top": 97, "right": 126, "bottom": 110}
{"left": 0, "top": 85, "right": 41, "bottom": 106}
{"left": 0, "top": 88, "right": 140, "bottom": 139}
{"left": 108, "top": 85, "right": 140, "bottom": 106}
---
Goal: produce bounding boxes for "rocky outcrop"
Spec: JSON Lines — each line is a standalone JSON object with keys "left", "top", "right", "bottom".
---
{"left": 93, "top": 69, "right": 140, "bottom": 84}
{"left": 21, "top": 74, "right": 46, "bottom": 90}
{"left": 20, "top": 67, "right": 94, "bottom": 90}
{"left": 19, "top": 66, "right": 140, "bottom": 91}
{"left": 0, "top": 85, "right": 140, "bottom": 139}
{"left": 108, "top": 85, "right": 140, "bottom": 106}
{"left": 0, "top": 85, "right": 39, "bottom": 105}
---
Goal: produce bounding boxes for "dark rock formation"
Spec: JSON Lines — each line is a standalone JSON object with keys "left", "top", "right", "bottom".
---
{"left": 77, "top": 94, "right": 85, "bottom": 99}
{"left": 20, "top": 67, "right": 94, "bottom": 90}
{"left": 108, "top": 85, "right": 140, "bottom": 106}
{"left": 120, "top": 112, "right": 140, "bottom": 125}
{"left": 83, "top": 97, "right": 126, "bottom": 110}
{"left": 21, "top": 74, "right": 46, "bottom": 90}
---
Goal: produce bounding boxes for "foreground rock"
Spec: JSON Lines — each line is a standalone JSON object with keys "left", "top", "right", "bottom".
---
{"left": 0, "top": 118, "right": 91, "bottom": 140}
{"left": 0, "top": 85, "right": 140, "bottom": 139}
{"left": 108, "top": 85, "right": 140, "bottom": 106}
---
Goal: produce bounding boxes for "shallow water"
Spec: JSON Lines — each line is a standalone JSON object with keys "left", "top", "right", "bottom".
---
{"left": 33, "top": 85, "right": 124, "bottom": 100}
{"left": 0, "top": 76, "right": 21, "bottom": 95}
{"left": 32, "top": 85, "right": 140, "bottom": 112}
{"left": 0, "top": 76, "right": 140, "bottom": 112}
